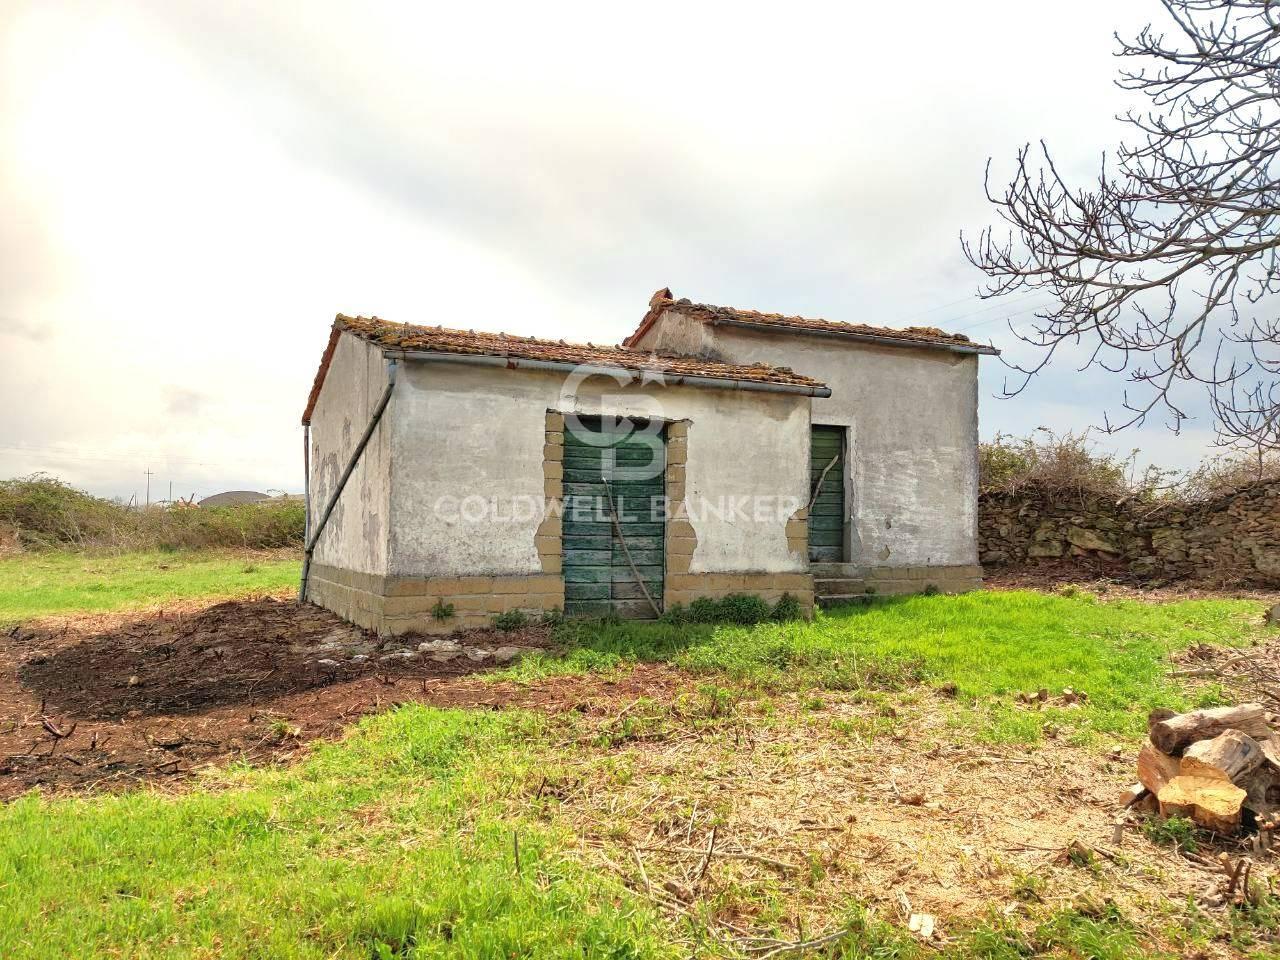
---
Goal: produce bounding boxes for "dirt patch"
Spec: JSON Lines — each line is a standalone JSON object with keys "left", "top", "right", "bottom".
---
{"left": 0, "top": 597, "right": 683, "bottom": 799}
{"left": 1176, "top": 638, "right": 1280, "bottom": 715}
{"left": 986, "top": 562, "right": 1280, "bottom": 606}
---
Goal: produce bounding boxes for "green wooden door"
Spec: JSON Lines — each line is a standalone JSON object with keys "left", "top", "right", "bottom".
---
{"left": 809, "top": 425, "right": 845, "bottom": 562}
{"left": 562, "top": 417, "right": 666, "bottom": 619}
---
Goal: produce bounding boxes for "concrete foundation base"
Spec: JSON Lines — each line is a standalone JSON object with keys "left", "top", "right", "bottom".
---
{"left": 306, "top": 563, "right": 817, "bottom": 634}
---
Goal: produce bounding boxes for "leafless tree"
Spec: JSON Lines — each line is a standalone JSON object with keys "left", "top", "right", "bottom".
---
{"left": 965, "top": 0, "right": 1280, "bottom": 451}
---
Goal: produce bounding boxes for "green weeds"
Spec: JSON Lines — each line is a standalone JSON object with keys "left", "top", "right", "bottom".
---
{"left": 514, "top": 590, "right": 1265, "bottom": 742}
{"left": 0, "top": 706, "right": 672, "bottom": 960}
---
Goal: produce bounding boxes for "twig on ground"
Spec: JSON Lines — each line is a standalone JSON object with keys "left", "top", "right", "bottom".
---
{"left": 748, "top": 928, "right": 849, "bottom": 959}
{"left": 632, "top": 847, "right": 652, "bottom": 897}
{"left": 695, "top": 824, "right": 718, "bottom": 884}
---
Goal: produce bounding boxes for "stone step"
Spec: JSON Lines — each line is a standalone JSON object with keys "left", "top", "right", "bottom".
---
{"left": 814, "top": 577, "right": 866, "bottom": 595}
{"left": 810, "top": 562, "right": 866, "bottom": 578}
{"left": 816, "top": 593, "right": 872, "bottom": 607}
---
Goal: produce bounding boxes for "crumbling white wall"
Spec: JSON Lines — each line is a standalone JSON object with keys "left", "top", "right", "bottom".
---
{"left": 306, "top": 333, "right": 392, "bottom": 575}
{"left": 387, "top": 361, "right": 810, "bottom": 578}
{"left": 636, "top": 315, "right": 981, "bottom": 569}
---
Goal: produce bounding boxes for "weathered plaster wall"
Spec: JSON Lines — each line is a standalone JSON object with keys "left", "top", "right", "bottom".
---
{"left": 643, "top": 308, "right": 718, "bottom": 357}
{"left": 387, "top": 361, "right": 810, "bottom": 579}
{"left": 636, "top": 319, "right": 981, "bottom": 569}
{"left": 307, "top": 332, "right": 392, "bottom": 576}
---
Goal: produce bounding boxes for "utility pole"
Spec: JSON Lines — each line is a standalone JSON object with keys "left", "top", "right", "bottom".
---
{"left": 169, "top": 480, "right": 173, "bottom": 505}
{"left": 145, "top": 468, "right": 154, "bottom": 508}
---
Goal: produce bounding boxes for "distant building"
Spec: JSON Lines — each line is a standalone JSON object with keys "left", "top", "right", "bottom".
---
{"left": 198, "top": 490, "right": 270, "bottom": 508}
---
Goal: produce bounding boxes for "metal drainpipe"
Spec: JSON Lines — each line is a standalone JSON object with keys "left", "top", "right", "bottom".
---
{"left": 382, "top": 348, "right": 834, "bottom": 397}
{"left": 298, "top": 358, "right": 398, "bottom": 603}
{"left": 302, "top": 424, "right": 311, "bottom": 548}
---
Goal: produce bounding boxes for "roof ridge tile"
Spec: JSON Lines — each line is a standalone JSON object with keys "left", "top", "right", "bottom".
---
{"left": 624, "top": 290, "right": 997, "bottom": 353}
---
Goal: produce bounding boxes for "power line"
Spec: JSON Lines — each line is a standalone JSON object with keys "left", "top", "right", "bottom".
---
{"left": 954, "top": 298, "right": 1057, "bottom": 335}
{"left": 0, "top": 443, "right": 286, "bottom": 468}
{"left": 890, "top": 287, "right": 1047, "bottom": 328}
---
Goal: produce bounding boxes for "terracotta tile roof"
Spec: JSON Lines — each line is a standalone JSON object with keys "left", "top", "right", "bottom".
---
{"left": 625, "top": 288, "right": 999, "bottom": 354}
{"left": 303, "top": 314, "right": 829, "bottom": 424}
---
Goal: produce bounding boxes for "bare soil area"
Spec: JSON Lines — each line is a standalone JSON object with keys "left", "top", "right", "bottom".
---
{"left": 0, "top": 596, "right": 684, "bottom": 798}
{"left": 986, "top": 561, "right": 1280, "bottom": 606}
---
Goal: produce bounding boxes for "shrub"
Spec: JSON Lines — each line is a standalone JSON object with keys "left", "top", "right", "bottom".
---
{"left": 0, "top": 475, "right": 125, "bottom": 548}
{"left": 717, "top": 593, "right": 772, "bottom": 624}
{"left": 661, "top": 593, "right": 777, "bottom": 625}
{"left": 1177, "top": 449, "right": 1280, "bottom": 501}
{"left": 0, "top": 474, "right": 304, "bottom": 551}
{"left": 771, "top": 592, "right": 803, "bottom": 622}
{"left": 979, "top": 429, "right": 1138, "bottom": 498}
{"left": 493, "top": 610, "right": 529, "bottom": 632}
{"left": 979, "top": 430, "right": 1280, "bottom": 503}
{"left": 659, "top": 602, "right": 690, "bottom": 624}
{"left": 1142, "top": 814, "right": 1198, "bottom": 852}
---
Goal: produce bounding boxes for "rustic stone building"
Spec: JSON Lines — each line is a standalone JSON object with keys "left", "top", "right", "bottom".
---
{"left": 300, "top": 289, "right": 996, "bottom": 633}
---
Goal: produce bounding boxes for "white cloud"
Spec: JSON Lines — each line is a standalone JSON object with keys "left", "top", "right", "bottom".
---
{"left": 1, "top": 0, "right": 1222, "bottom": 498}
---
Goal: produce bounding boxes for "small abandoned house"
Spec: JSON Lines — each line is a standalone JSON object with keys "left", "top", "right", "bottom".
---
{"left": 300, "top": 289, "right": 997, "bottom": 634}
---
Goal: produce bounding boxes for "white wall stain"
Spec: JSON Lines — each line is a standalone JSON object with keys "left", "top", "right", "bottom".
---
{"left": 307, "top": 333, "right": 391, "bottom": 574}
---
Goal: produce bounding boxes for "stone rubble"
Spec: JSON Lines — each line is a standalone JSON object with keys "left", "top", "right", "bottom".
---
{"left": 304, "top": 635, "right": 529, "bottom": 669}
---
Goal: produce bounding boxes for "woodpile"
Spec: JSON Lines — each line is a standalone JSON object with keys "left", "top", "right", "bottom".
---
{"left": 1126, "top": 703, "right": 1280, "bottom": 838}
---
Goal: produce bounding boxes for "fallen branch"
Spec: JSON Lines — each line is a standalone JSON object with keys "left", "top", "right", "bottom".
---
{"left": 41, "top": 717, "right": 76, "bottom": 740}
{"left": 749, "top": 928, "right": 849, "bottom": 959}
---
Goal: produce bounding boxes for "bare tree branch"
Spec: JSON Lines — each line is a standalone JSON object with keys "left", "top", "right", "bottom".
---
{"left": 964, "top": 0, "right": 1280, "bottom": 452}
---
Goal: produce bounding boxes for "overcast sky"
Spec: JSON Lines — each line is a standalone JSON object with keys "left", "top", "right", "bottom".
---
{"left": 3, "top": 0, "right": 1219, "bottom": 502}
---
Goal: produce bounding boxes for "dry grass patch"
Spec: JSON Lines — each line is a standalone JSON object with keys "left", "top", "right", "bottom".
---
{"left": 518, "top": 691, "right": 1279, "bottom": 957}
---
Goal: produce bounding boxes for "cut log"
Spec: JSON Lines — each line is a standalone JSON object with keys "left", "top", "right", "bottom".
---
{"left": 1158, "top": 775, "right": 1246, "bottom": 834}
{"left": 1118, "top": 782, "right": 1148, "bottom": 808}
{"left": 1120, "top": 786, "right": 1157, "bottom": 814}
{"left": 1261, "top": 734, "right": 1280, "bottom": 772}
{"left": 1239, "top": 764, "right": 1280, "bottom": 814}
{"left": 1148, "top": 703, "right": 1270, "bottom": 755}
{"left": 1180, "top": 730, "right": 1264, "bottom": 782}
{"left": 1138, "top": 741, "right": 1182, "bottom": 794}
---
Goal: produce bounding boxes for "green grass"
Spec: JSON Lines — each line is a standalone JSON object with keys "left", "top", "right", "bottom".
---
{"left": 5, "top": 702, "right": 1269, "bottom": 959}
{"left": 0, "top": 706, "right": 671, "bottom": 960}
{"left": 2, "top": 566, "right": 1275, "bottom": 957}
{"left": 514, "top": 590, "right": 1268, "bottom": 742}
{"left": 0, "top": 549, "right": 301, "bottom": 625}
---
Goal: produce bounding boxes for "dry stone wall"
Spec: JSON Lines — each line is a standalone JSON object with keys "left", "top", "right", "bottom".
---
{"left": 978, "top": 479, "right": 1280, "bottom": 586}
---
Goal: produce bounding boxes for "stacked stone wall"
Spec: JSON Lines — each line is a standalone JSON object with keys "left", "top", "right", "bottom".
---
{"left": 978, "top": 479, "right": 1280, "bottom": 586}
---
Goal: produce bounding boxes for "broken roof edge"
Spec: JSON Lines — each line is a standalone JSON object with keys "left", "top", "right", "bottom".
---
{"left": 625, "top": 288, "right": 1001, "bottom": 356}
{"left": 302, "top": 312, "right": 831, "bottom": 425}
{"left": 302, "top": 322, "right": 343, "bottom": 426}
